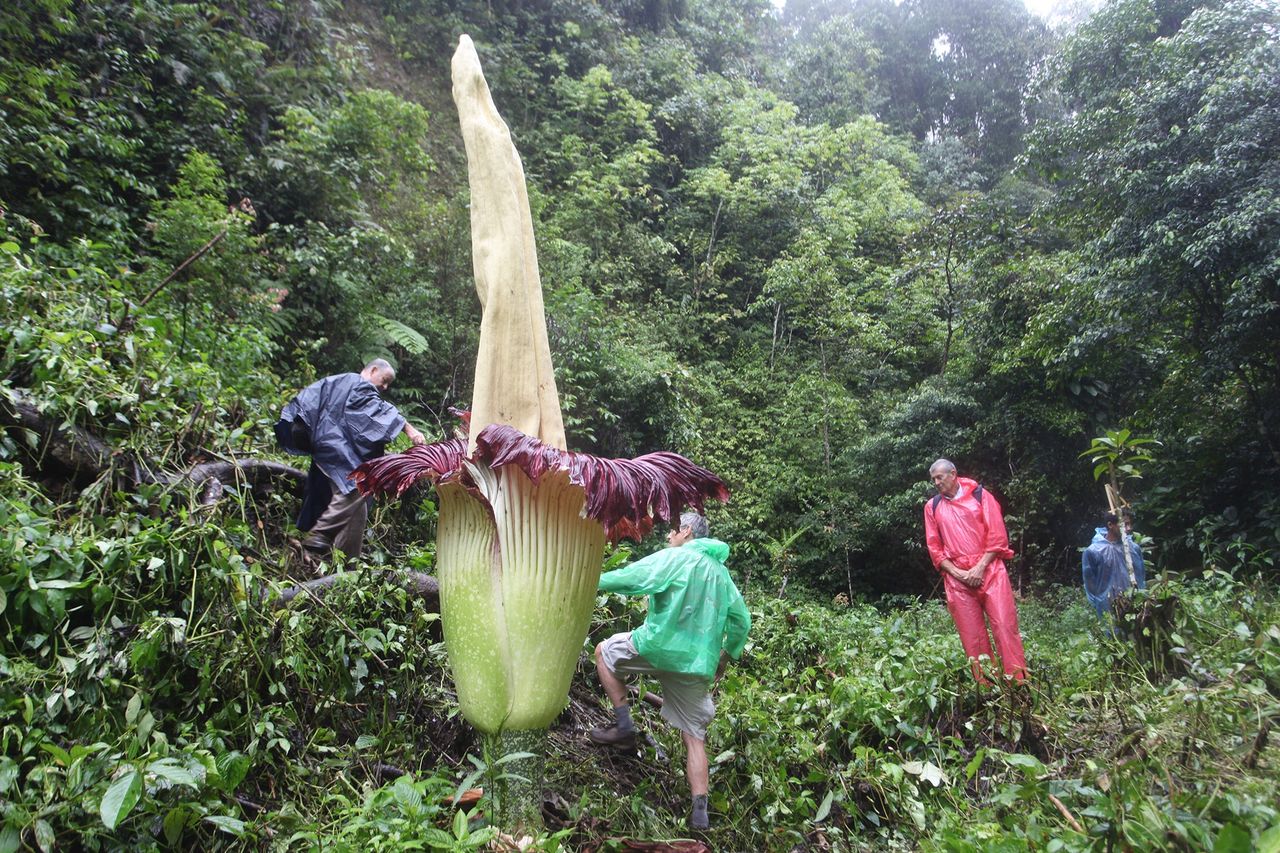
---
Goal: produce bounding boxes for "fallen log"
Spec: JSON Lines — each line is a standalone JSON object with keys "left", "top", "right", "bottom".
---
{"left": 626, "top": 685, "right": 664, "bottom": 709}
{"left": 1, "top": 388, "right": 306, "bottom": 499}
{"left": 272, "top": 570, "right": 439, "bottom": 606}
{"left": 1, "top": 389, "right": 118, "bottom": 483}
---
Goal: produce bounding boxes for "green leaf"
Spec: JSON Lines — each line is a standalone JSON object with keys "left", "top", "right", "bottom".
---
{"left": 163, "top": 807, "right": 190, "bottom": 846}
{"left": 354, "top": 734, "right": 379, "bottom": 750}
{"left": 466, "top": 827, "right": 498, "bottom": 845}
{"left": 33, "top": 820, "right": 54, "bottom": 853}
{"left": 99, "top": 768, "right": 143, "bottom": 830}
{"left": 1003, "top": 752, "right": 1046, "bottom": 776}
{"left": 422, "top": 827, "right": 455, "bottom": 848}
{"left": 203, "top": 815, "right": 246, "bottom": 836}
{"left": 147, "top": 758, "right": 198, "bottom": 788}
{"left": 39, "top": 742, "right": 71, "bottom": 766}
{"left": 0, "top": 242, "right": 19, "bottom": 254}
{"left": 1213, "top": 823, "right": 1251, "bottom": 853}
{"left": 1257, "top": 823, "right": 1280, "bottom": 853}
{"left": 814, "top": 789, "right": 834, "bottom": 822}
{"left": 216, "top": 752, "right": 249, "bottom": 792}
{"left": 373, "top": 315, "right": 430, "bottom": 355}
{"left": 0, "top": 824, "right": 19, "bottom": 853}
{"left": 393, "top": 776, "right": 422, "bottom": 811}
{"left": 965, "top": 748, "right": 987, "bottom": 780}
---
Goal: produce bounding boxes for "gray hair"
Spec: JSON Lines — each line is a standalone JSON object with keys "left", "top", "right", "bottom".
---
{"left": 929, "top": 458, "right": 956, "bottom": 475}
{"left": 679, "top": 511, "right": 709, "bottom": 539}
{"left": 364, "top": 358, "right": 396, "bottom": 380}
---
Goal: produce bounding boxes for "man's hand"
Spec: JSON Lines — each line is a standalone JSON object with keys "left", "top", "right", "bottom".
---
{"left": 946, "top": 563, "right": 983, "bottom": 588}
{"left": 715, "top": 650, "right": 730, "bottom": 683}
{"left": 404, "top": 424, "right": 427, "bottom": 446}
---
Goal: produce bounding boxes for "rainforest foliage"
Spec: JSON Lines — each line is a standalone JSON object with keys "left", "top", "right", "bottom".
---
{"left": 1, "top": 0, "right": 1278, "bottom": 849}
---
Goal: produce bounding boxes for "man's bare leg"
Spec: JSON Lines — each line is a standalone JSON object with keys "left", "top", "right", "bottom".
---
{"left": 594, "top": 642, "right": 628, "bottom": 707}
{"left": 682, "top": 729, "right": 710, "bottom": 828}
{"left": 591, "top": 641, "right": 635, "bottom": 742}
{"left": 682, "top": 729, "right": 709, "bottom": 795}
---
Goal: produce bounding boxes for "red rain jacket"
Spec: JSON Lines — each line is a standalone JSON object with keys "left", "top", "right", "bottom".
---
{"left": 924, "top": 477, "right": 1015, "bottom": 571}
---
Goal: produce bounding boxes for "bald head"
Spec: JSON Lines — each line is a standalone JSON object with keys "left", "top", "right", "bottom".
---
{"left": 361, "top": 358, "right": 396, "bottom": 392}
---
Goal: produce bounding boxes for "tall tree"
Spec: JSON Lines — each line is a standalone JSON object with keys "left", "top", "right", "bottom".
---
{"left": 849, "top": 0, "right": 1053, "bottom": 176}
{"left": 1027, "top": 0, "right": 1280, "bottom": 552}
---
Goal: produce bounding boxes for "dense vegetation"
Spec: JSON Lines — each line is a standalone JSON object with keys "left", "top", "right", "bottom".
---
{"left": 1, "top": 0, "right": 1277, "bottom": 849}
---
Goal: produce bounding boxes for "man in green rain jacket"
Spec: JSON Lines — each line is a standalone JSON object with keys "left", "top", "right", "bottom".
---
{"left": 590, "top": 511, "right": 751, "bottom": 831}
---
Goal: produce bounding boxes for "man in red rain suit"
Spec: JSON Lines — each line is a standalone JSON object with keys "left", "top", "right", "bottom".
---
{"left": 923, "top": 459, "right": 1027, "bottom": 683}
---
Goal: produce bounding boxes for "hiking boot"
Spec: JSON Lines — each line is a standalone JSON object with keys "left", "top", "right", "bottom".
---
{"left": 588, "top": 724, "right": 637, "bottom": 749}
{"left": 690, "top": 793, "right": 709, "bottom": 830}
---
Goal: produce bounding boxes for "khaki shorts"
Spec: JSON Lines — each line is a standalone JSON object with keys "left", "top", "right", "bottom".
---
{"left": 598, "top": 632, "right": 715, "bottom": 741}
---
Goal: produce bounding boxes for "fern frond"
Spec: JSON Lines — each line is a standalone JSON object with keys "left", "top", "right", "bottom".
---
{"left": 373, "top": 314, "right": 430, "bottom": 355}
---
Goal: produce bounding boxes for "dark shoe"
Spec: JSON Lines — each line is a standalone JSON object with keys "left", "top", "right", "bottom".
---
{"left": 588, "top": 724, "right": 636, "bottom": 749}
{"left": 690, "top": 794, "right": 710, "bottom": 830}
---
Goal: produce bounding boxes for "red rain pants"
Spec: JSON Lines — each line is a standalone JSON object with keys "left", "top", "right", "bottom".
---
{"left": 943, "top": 563, "right": 1026, "bottom": 682}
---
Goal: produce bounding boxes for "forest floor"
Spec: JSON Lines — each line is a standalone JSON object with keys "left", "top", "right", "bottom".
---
{"left": 3, "top": 455, "right": 1277, "bottom": 851}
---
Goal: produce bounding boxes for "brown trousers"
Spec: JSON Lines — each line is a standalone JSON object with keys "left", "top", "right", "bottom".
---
{"left": 303, "top": 486, "right": 369, "bottom": 558}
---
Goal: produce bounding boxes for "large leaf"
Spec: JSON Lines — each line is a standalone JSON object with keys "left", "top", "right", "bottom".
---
{"left": 99, "top": 768, "right": 143, "bottom": 830}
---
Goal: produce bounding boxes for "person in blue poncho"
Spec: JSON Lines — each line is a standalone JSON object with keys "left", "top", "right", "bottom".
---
{"left": 1082, "top": 510, "right": 1146, "bottom": 620}
{"left": 589, "top": 511, "right": 751, "bottom": 831}
{"left": 275, "top": 359, "right": 426, "bottom": 563}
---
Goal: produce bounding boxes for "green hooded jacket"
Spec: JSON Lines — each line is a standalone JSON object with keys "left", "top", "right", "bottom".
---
{"left": 598, "top": 538, "right": 751, "bottom": 680}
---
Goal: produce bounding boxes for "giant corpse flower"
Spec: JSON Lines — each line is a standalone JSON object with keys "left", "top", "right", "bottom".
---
{"left": 354, "top": 420, "right": 728, "bottom": 732}
{"left": 353, "top": 36, "right": 728, "bottom": 828}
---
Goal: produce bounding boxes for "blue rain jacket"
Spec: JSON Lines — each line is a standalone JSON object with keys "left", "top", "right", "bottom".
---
{"left": 1082, "top": 528, "right": 1146, "bottom": 617}
{"left": 275, "top": 373, "right": 405, "bottom": 528}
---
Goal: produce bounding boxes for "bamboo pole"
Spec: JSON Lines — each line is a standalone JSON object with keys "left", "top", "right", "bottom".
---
{"left": 1105, "top": 484, "right": 1137, "bottom": 587}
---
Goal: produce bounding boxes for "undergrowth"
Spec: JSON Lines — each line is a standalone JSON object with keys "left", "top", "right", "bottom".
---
{"left": 3, "top": 441, "right": 1279, "bottom": 851}
{"left": 1, "top": 228, "right": 1278, "bottom": 850}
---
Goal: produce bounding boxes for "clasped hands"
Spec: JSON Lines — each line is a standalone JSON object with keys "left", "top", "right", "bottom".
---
{"left": 945, "top": 561, "right": 988, "bottom": 589}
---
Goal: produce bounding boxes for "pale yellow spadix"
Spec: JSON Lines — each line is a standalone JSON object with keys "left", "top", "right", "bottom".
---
{"left": 452, "top": 34, "right": 566, "bottom": 455}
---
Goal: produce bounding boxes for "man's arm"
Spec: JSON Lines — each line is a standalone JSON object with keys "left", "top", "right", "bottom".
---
{"left": 924, "top": 504, "right": 946, "bottom": 569}
{"left": 723, "top": 591, "right": 751, "bottom": 660}
{"left": 597, "top": 550, "right": 680, "bottom": 596}
{"left": 979, "top": 492, "right": 1016, "bottom": 561}
{"left": 963, "top": 491, "right": 1016, "bottom": 584}
{"left": 402, "top": 421, "right": 426, "bottom": 446}
{"left": 1082, "top": 547, "right": 1100, "bottom": 598}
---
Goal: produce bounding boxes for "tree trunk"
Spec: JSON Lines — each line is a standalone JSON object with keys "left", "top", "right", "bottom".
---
{"left": 1, "top": 389, "right": 306, "bottom": 496}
